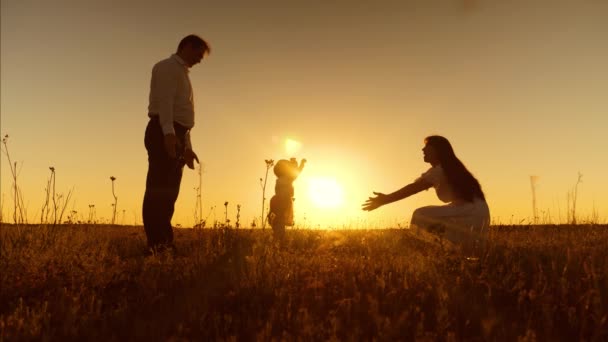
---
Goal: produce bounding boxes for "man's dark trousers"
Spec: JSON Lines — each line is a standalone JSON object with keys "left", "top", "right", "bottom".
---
{"left": 142, "top": 117, "right": 187, "bottom": 250}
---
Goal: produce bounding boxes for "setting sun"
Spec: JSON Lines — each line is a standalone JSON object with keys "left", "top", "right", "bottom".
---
{"left": 307, "top": 177, "right": 344, "bottom": 209}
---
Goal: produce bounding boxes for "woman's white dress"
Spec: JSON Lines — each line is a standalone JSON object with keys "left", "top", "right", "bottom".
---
{"left": 410, "top": 165, "right": 490, "bottom": 245}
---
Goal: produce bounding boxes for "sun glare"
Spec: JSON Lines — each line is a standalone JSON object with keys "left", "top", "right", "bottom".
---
{"left": 308, "top": 177, "right": 344, "bottom": 209}
{"left": 285, "top": 138, "right": 302, "bottom": 155}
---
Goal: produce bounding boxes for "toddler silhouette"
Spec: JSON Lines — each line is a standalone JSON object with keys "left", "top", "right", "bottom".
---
{"left": 268, "top": 158, "right": 306, "bottom": 239}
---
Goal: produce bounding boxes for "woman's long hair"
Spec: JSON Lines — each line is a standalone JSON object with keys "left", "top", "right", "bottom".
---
{"left": 425, "top": 135, "right": 485, "bottom": 202}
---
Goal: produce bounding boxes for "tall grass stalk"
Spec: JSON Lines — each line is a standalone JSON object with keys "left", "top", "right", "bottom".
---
{"left": 51, "top": 167, "right": 57, "bottom": 223}
{"left": 1, "top": 135, "right": 27, "bottom": 225}
{"left": 38, "top": 167, "right": 74, "bottom": 225}
{"left": 259, "top": 159, "right": 274, "bottom": 229}
{"left": 530, "top": 175, "right": 539, "bottom": 224}
{"left": 88, "top": 204, "right": 96, "bottom": 224}
{"left": 193, "top": 164, "right": 205, "bottom": 228}
{"left": 567, "top": 172, "right": 583, "bottom": 225}
{"left": 40, "top": 167, "right": 53, "bottom": 224}
{"left": 223, "top": 201, "right": 229, "bottom": 227}
{"left": 110, "top": 176, "right": 118, "bottom": 225}
{"left": 236, "top": 204, "right": 241, "bottom": 228}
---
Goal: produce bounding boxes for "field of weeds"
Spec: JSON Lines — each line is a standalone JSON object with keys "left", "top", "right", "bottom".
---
{"left": 1, "top": 224, "right": 607, "bottom": 341}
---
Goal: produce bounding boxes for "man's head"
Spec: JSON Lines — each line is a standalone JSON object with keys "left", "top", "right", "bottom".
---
{"left": 176, "top": 34, "right": 211, "bottom": 67}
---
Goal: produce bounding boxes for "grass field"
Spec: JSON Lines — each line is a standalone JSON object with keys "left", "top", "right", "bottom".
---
{"left": 1, "top": 223, "right": 607, "bottom": 341}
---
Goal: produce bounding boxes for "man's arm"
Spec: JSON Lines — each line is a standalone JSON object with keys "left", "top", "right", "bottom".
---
{"left": 151, "top": 63, "right": 178, "bottom": 135}
{"left": 151, "top": 62, "right": 179, "bottom": 158}
{"left": 183, "top": 130, "right": 199, "bottom": 169}
{"left": 185, "top": 130, "right": 192, "bottom": 150}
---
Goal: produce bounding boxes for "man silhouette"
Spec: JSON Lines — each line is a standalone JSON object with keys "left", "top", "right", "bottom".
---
{"left": 142, "top": 34, "right": 211, "bottom": 254}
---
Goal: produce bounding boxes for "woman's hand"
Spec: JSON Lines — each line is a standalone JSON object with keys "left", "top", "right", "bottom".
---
{"left": 362, "top": 192, "right": 389, "bottom": 211}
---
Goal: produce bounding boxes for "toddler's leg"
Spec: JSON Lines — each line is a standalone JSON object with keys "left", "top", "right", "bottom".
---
{"left": 272, "top": 218, "right": 286, "bottom": 241}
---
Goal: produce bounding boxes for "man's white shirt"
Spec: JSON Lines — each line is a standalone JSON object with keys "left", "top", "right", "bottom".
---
{"left": 148, "top": 54, "right": 194, "bottom": 148}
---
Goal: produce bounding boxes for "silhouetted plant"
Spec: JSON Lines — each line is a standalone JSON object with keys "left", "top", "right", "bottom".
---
{"left": 43, "top": 166, "right": 74, "bottom": 225}
{"left": 236, "top": 204, "right": 241, "bottom": 228}
{"left": 40, "top": 167, "right": 54, "bottom": 224}
{"left": 67, "top": 210, "right": 78, "bottom": 224}
{"left": 194, "top": 205, "right": 215, "bottom": 229}
{"left": 193, "top": 163, "right": 205, "bottom": 228}
{"left": 567, "top": 172, "right": 583, "bottom": 225}
{"left": 260, "top": 159, "right": 274, "bottom": 229}
{"left": 88, "top": 204, "right": 96, "bottom": 224}
{"left": 33, "top": 165, "right": 75, "bottom": 225}
{"left": 51, "top": 167, "right": 57, "bottom": 223}
{"left": 224, "top": 201, "right": 230, "bottom": 227}
{"left": 193, "top": 184, "right": 201, "bottom": 225}
{"left": 110, "top": 176, "right": 118, "bottom": 225}
{"left": 209, "top": 205, "right": 216, "bottom": 227}
{"left": 1, "top": 134, "right": 27, "bottom": 224}
{"left": 530, "top": 175, "right": 539, "bottom": 224}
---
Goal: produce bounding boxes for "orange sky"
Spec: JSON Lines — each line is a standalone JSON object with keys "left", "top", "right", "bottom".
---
{"left": 1, "top": 0, "right": 607, "bottom": 227}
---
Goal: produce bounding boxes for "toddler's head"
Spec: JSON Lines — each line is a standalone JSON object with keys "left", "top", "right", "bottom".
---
{"left": 274, "top": 158, "right": 301, "bottom": 180}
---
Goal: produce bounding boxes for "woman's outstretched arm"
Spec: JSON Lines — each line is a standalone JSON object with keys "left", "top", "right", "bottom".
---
{"left": 362, "top": 179, "right": 432, "bottom": 211}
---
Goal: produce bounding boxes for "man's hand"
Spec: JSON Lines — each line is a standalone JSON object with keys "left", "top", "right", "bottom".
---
{"left": 184, "top": 149, "right": 199, "bottom": 169}
{"left": 362, "top": 192, "right": 388, "bottom": 211}
{"left": 164, "top": 134, "right": 177, "bottom": 159}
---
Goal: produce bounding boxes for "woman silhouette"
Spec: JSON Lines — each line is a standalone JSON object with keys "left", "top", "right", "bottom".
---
{"left": 362, "top": 135, "right": 490, "bottom": 251}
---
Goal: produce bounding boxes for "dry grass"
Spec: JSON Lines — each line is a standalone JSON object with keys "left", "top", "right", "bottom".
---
{"left": 1, "top": 224, "right": 607, "bottom": 341}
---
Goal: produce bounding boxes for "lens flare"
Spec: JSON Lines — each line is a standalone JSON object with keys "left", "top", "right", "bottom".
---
{"left": 285, "top": 138, "right": 302, "bottom": 155}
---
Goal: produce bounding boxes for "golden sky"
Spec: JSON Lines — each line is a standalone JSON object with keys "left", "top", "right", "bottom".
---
{"left": 1, "top": 0, "right": 607, "bottom": 227}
